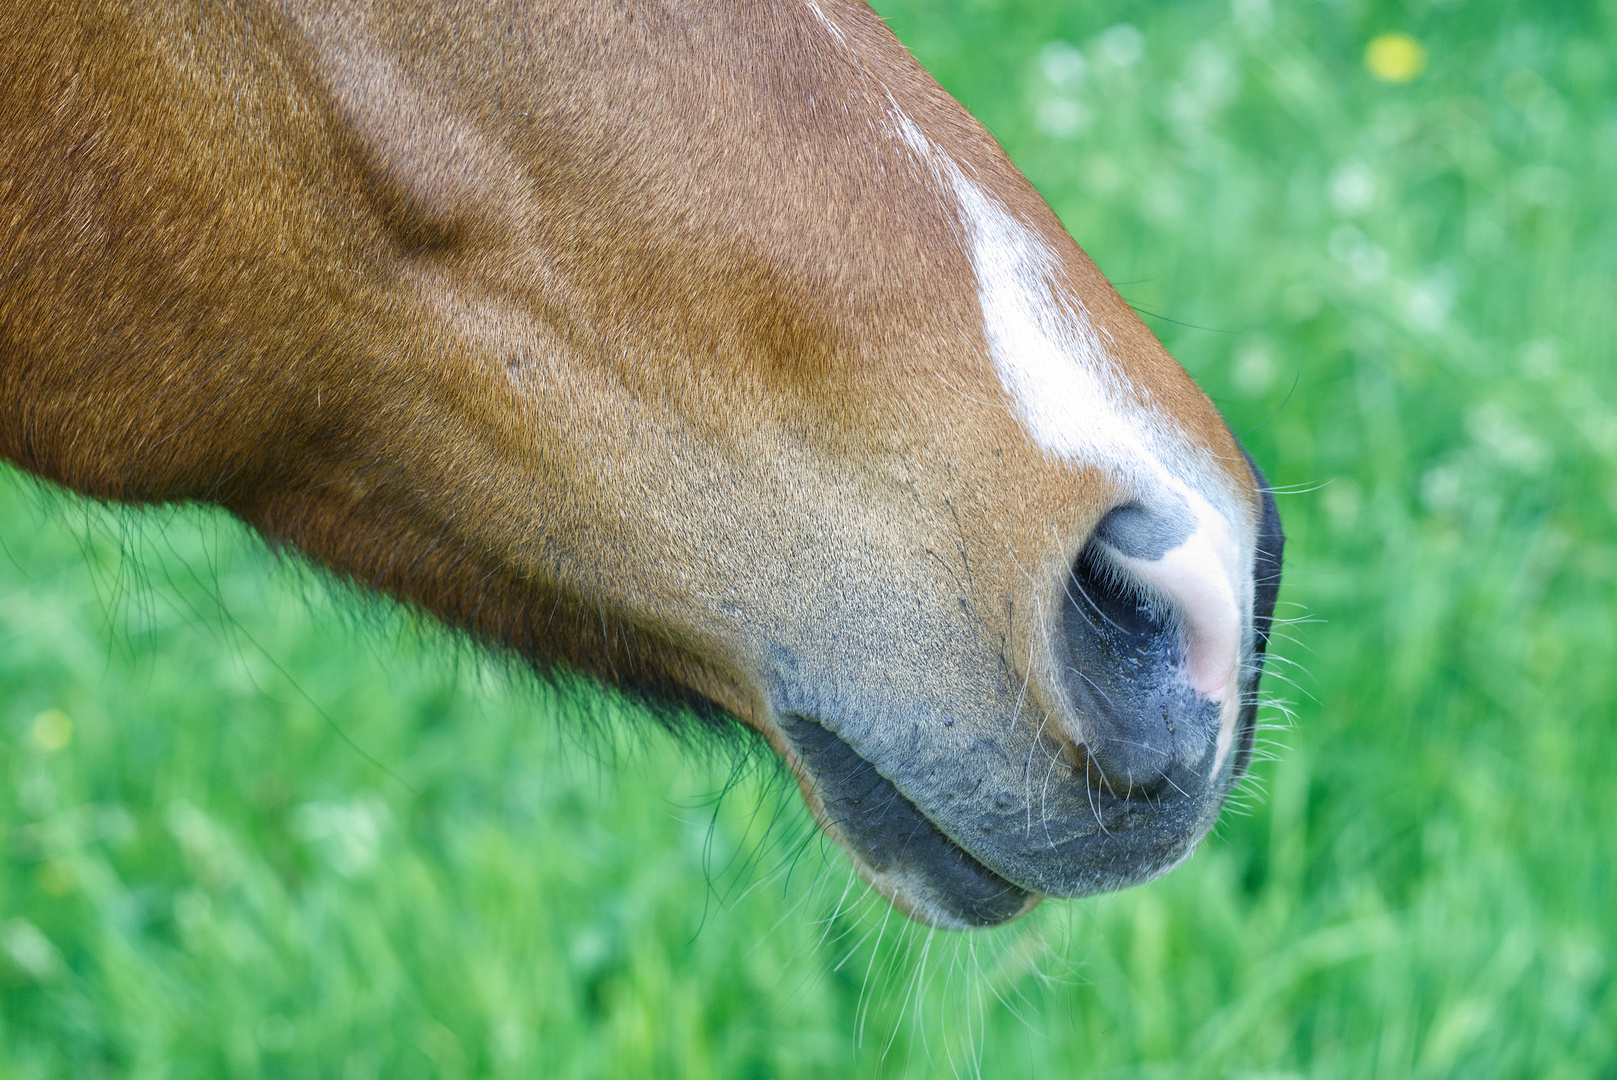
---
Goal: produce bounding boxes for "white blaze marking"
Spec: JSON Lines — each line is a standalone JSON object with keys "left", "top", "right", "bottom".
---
{"left": 803, "top": 0, "right": 848, "bottom": 46}
{"left": 893, "top": 114, "right": 1145, "bottom": 467}
{"left": 893, "top": 110, "right": 1252, "bottom": 773}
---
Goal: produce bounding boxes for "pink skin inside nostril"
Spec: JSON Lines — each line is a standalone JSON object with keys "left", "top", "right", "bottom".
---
{"left": 1105, "top": 509, "right": 1246, "bottom": 773}
{"left": 1131, "top": 539, "right": 1240, "bottom": 703}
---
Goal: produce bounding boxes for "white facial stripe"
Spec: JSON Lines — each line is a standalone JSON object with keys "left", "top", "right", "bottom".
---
{"left": 893, "top": 109, "right": 1254, "bottom": 754}
{"left": 893, "top": 114, "right": 1149, "bottom": 468}
{"left": 803, "top": 0, "right": 848, "bottom": 46}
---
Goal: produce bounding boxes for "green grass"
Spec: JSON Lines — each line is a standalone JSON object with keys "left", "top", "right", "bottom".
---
{"left": 3, "top": 0, "right": 1615, "bottom": 1075}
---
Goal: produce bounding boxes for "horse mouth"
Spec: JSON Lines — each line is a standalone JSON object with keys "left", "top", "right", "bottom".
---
{"left": 779, "top": 715, "right": 1041, "bottom": 928}
{"left": 776, "top": 685, "right": 1265, "bottom": 928}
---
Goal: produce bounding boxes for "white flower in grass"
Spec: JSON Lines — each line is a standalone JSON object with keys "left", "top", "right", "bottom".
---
{"left": 292, "top": 796, "right": 389, "bottom": 877}
{"left": 1329, "top": 224, "right": 1389, "bottom": 283}
{"left": 1322, "top": 480, "right": 1363, "bottom": 533}
{"left": 1420, "top": 463, "right": 1465, "bottom": 515}
{"left": 1406, "top": 277, "right": 1454, "bottom": 332}
{"left": 1035, "top": 97, "right": 1086, "bottom": 138}
{"left": 1039, "top": 40, "right": 1086, "bottom": 88}
{"left": 1232, "top": 340, "right": 1278, "bottom": 397}
{"left": 1, "top": 919, "right": 62, "bottom": 982}
{"left": 1329, "top": 162, "right": 1377, "bottom": 217}
{"left": 1519, "top": 337, "right": 1562, "bottom": 380}
{"left": 1466, "top": 402, "right": 1550, "bottom": 473}
{"left": 1097, "top": 25, "right": 1144, "bottom": 68}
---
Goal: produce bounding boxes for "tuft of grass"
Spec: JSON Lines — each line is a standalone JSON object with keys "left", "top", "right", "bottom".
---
{"left": 3, "top": 1, "right": 1614, "bottom": 1076}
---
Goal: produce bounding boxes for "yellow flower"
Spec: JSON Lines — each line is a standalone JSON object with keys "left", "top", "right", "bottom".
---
{"left": 29, "top": 709, "right": 73, "bottom": 752}
{"left": 1365, "top": 33, "right": 1427, "bottom": 83}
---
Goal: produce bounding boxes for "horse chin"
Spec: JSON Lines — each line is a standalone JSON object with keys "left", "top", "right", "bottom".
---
{"left": 779, "top": 715, "right": 1042, "bottom": 929}
{"left": 861, "top": 860, "right": 1045, "bottom": 932}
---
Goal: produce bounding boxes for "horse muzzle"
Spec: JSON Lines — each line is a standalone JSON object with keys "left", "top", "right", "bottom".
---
{"left": 770, "top": 457, "right": 1284, "bottom": 928}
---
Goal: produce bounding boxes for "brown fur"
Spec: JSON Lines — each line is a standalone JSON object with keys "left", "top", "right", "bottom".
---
{"left": 1, "top": 0, "right": 1264, "bottom": 925}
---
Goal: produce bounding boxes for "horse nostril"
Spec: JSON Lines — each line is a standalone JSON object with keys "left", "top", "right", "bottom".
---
{"left": 1070, "top": 536, "right": 1168, "bottom": 653}
{"left": 1062, "top": 534, "right": 1218, "bottom": 798}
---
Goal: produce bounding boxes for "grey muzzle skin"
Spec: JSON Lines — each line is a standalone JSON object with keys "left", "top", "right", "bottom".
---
{"left": 782, "top": 454, "right": 1285, "bottom": 928}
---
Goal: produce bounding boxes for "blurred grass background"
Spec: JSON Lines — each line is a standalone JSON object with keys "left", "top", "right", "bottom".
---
{"left": 3, "top": 0, "right": 1615, "bottom": 1075}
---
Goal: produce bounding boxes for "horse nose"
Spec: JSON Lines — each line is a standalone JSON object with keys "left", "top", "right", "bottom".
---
{"left": 1058, "top": 507, "right": 1228, "bottom": 799}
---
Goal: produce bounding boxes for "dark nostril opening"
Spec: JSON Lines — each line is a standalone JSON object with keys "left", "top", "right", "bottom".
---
{"left": 1063, "top": 528, "right": 1216, "bottom": 799}
{"left": 1070, "top": 536, "right": 1163, "bottom": 653}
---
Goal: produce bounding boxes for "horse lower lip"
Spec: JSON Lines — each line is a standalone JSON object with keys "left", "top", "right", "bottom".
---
{"left": 773, "top": 675, "right": 1273, "bottom": 905}
{"left": 779, "top": 715, "right": 1037, "bottom": 928}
